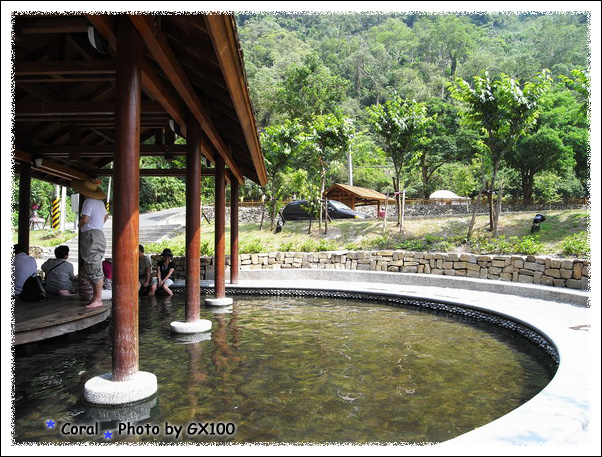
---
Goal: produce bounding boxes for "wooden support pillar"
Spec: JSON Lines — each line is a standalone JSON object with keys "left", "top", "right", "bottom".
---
{"left": 214, "top": 155, "right": 226, "bottom": 299}
{"left": 112, "top": 17, "right": 142, "bottom": 382}
{"left": 230, "top": 178, "right": 239, "bottom": 284}
{"left": 185, "top": 117, "right": 202, "bottom": 322}
{"left": 18, "top": 162, "right": 32, "bottom": 250}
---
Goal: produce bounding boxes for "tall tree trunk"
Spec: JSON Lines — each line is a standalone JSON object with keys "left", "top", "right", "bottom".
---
{"left": 382, "top": 192, "right": 389, "bottom": 236}
{"left": 487, "top": 186, "right": 494, "bottom": 232}
{"left": 421, "top": 154, "right": 428, "bottom": 200}
{"left": 467, "top": 171, "right": 487, "bottom": 240}
{"left": 258, "top": 197, "right": 266, "bottom": 231}
{"left": 493, "top": 181, "right": 503, "bottom": 237}
{"left": 393, "top": 176, "right": 401, "bottom": 228}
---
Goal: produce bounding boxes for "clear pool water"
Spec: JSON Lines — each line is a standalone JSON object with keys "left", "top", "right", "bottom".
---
{"left": 12, "top": 294, "right": 556, "bottom": 445}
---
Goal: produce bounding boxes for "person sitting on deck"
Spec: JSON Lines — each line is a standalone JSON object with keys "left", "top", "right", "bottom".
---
{"left": 138, "top": 244, "right": 157, "bottom": 296}
{"left": 102, "top": 258, "right": 113, "bottom": 290}
{"left": 12, "top": 244, "right": 38, "bottom": 296}
{"left": 155, "top": 248, "right": 175, "bottom": 296}
{"left": 41, "top": 245, "right": 77, "bottom": 296}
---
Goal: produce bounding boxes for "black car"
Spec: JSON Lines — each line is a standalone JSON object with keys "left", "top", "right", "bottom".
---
{"left": 281, "top": 199, "right": 371, "bottom": 221}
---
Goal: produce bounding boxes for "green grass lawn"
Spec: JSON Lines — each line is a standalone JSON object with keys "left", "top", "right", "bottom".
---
{"left": 12, "top": 229, "right": 77, "bottom": 248}
{"left": 145, "top": 209, "right": 589, "bottom": 259}
{"left": 15, "top": 209, "right": 589, "bottom": 259}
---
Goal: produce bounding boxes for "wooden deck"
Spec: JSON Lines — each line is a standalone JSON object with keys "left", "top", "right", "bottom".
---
{"left": 13, "top": 296, "right": 112, "bottom": 346}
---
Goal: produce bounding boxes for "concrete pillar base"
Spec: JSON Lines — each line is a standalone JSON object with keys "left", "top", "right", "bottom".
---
{"left": 85, "top": 395, "right": 157, "bottom": 422}
{"left": 171, "top": 332, "right": 212, "bottom": 344}
{"left": 84, "top": 371, "right": 157, "bottom": 405}
{"left": 205, "top": 297, "right": 234, "bottom": 307}
{"left": 170, "top": 319, "right": 212, "bottom": 334}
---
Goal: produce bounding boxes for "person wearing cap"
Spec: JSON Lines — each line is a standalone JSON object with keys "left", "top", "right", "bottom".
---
{"left": 72, "top": 178, "right": 108, "bottom": 308}
{"left": 155, "top": 248, "right": 175, "bottom": 296}
{"left": 138, "top": 244, "right": 157, "bottom": 296}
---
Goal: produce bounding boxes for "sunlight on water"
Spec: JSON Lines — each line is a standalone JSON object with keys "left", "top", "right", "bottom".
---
{"left": 13, "top": 294, "right": 555, "bottom": 445}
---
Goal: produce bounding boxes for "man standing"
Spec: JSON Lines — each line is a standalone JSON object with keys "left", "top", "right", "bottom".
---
{"left": 138, "top": 244, "right": 156, "bottom": 296}
{"left": 12, "top": 244, "right": 38, "bottom": 296}
{"left": 72, "top": 178, "right": 108, "bottom": 309}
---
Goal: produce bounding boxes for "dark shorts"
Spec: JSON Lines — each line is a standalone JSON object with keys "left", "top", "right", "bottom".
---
{"left": 139, "top": 282, "right": 152, "bottom": 295}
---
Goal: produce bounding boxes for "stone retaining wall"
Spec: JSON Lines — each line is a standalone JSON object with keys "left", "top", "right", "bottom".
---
{"left": 154, "top": 251, "right": 589, "bottom": 291}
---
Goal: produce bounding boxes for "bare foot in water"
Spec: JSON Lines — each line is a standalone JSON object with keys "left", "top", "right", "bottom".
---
{"left": 85, "top": 300, "right": 104, "bottom": 309}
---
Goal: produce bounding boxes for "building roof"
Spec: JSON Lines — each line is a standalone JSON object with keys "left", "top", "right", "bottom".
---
{"left": 325, "top": 183, "right": 394, "bottom": 204}
{"left": 12, "top": 13, "right": 267, "bottom": 186}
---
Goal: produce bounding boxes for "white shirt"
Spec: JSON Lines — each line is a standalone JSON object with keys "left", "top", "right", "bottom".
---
{"left": 12, "top": 252, "right": 38, "bottom": 295}
{"left": 80, "top": 197, "right": 107, "bottom": 232}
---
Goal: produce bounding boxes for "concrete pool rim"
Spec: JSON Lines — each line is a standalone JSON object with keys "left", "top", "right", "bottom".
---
{"left": 200, "top": 268, "right": 593, "bottom": 450}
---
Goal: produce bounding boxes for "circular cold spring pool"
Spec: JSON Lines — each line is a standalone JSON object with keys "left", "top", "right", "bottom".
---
{"left": 12, "top": 293, "right": 557, "bottom": 444}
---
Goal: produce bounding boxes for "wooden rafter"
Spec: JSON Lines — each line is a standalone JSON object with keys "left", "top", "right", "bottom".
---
{"left": 204, "top": 14, "right": 267, "bottom": 186}
{"left": 27, "top": 144, "right": 188, "bottom": 159}
{"left": 128, "top": 14, "right": 244, "bottom": 183}
{"left": 14, "top": 149, "right": 91, "bottom": 181}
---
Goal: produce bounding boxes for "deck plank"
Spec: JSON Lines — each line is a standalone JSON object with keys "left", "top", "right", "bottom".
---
{"left": 13, "top": 296, "right": 112, "bottom": 345}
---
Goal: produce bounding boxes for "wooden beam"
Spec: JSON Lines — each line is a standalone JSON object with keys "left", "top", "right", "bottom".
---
{"left": 93, "top": 167, "right": 216, "bottom": 177}
{"left": 16, "top": 100, "right": 166, "bottom": 117}
{"left": 128, "top": 14, "right": 244, "bottom": 183}
{"left": 140, "top": 59, "right": 188, "bottom": 138}
{"left": 30, "top": 144, "right": 187, "bottom": 158}
{"left": 14, "top": 149, "right": 91, "bottom": 181}
{"left": 204, "top": 14, "right": 267, "bottom": 186}
{"left": 19, "top": 16, "right": 89, "bottom": 35}
{"left": 15, "top": 60, "right": 116, "bottom": 76}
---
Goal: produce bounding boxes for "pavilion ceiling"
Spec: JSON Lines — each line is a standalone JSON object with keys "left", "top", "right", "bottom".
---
{"left": 12, "top": 12, "right": 267, "bottom": 187}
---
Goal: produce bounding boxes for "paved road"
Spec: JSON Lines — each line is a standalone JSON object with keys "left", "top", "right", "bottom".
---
{"left": 36, "top": 207, "right": 188, "bottom": 274}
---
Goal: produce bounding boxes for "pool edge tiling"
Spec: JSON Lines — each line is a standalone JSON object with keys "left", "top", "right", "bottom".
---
{"left": 223, "top": 269, "right": 594, "bottom": 450}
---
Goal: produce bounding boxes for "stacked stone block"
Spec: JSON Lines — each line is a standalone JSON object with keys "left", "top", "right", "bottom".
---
{"left": 157, "top": 250, "right": 589, "bottom": 291}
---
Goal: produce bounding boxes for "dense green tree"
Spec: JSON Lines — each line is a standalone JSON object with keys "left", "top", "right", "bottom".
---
{"left": 416, "top": 98, "right": 480, "bottom": 199}
{"left": 366, "top": 96, "right": 432, "bottom": 230}
{"left": 559, "top": 68, "right": 591, "bottom": 122}
{"left": 507, "top": 127, "right": 574, "bottom": 204}
{"left": 448, "top": 69, "right": 552, "bottom": 236}
{"left": 237, "top": 15, "right": 311, "bottom": 127}
{"left": 139, "top": 157, "right": 187, "bottom": 212}
{"left": 301, "top": 114, "right": 355, "bottom": 231}
{"left": 234, "top": 12, "right": 590, "bottom": 208}
{"left": 276, "top": 53, "right": 351, "bottom": 122}
{"left": 259, "top": 120, "right": 306, "bottom": 229}
{"left": 413, "top": 15, "right": 483, "bottom": 98}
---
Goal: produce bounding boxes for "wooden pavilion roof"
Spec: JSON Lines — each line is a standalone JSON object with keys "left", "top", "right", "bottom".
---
{"left": 325, "top": 183, "right": 394, "bottom": 207}
{"left": 12, "top": 12, "right": 267, "bottom": 186}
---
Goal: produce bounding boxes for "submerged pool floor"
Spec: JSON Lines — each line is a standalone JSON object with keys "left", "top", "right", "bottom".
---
{"left": 12, "top": 293, "right": 556, "bottom": 445}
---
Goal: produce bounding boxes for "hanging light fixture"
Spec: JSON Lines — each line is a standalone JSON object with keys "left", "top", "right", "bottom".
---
{"left": 88, "top": 25, "right": 108, "bottom": 54}
{"left": 168, "top": 119, "right": 181, "bottom": 135}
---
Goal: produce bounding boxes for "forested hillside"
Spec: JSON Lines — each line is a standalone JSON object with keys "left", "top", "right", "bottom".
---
{"left": 13, "top": 11, "right": 591, "bottom": 226}
{"left": 234, "top": 11, "right": 591, "bottom": 226}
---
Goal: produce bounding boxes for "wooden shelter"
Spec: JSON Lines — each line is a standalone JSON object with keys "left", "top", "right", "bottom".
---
{"left": 11, "top": 12, "right": 266, "bottom": 399}
{"left": 324, "top": 183, "right": 394, "bottom": 212}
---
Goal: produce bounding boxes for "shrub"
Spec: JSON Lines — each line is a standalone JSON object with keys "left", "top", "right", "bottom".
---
{"left": 562, "top": 231, "right": 590, "bottom": 258}
{"left": 278, "top": 241, "right": 296, "bottom": 252}
{"left": 468, "top": 235, "right": 546, "bottom": 256}
{"left": 241, "top": 238, "right": 264, "bottom": 254}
